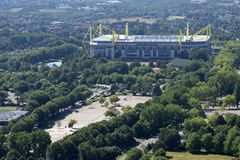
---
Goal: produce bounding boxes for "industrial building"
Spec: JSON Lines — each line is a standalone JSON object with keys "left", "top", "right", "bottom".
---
{"left": 85, "top": 24, "right": 212, "bottom": 60}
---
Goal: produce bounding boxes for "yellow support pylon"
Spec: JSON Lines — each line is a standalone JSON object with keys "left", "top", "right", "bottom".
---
{"left": 125, "top": 23, "right": 129, "bottom": 39}
{"left": 89, "top": 26, "right": 93, "bottom": 42}
{"left": 112, "top": 29, "right": 116, "bottom": 43}
{"left": 180, "top": 29, "right": 182, "bottom": 51}
{"left": 186, "top": 22, "right": 190, "bottom": 38}
{"left": 99, "top": 24, "right": 102, "bottom": 36}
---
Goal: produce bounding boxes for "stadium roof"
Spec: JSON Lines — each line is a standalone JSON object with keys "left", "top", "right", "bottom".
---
{"left": 92, "top": 35, "right": 210, "bottom": 43}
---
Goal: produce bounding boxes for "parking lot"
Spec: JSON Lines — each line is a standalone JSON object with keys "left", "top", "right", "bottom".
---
{"left": 45, "top": 95, "right": 151, "bottom": 142}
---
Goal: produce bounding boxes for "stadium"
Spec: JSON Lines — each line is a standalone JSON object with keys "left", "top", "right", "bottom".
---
{"left": 83, "top": 24, "right": 212, "bottom": 60}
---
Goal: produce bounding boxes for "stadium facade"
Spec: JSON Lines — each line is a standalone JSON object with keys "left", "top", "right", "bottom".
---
{"left": 90, "top": 34, "right": 211, "bottom": 60}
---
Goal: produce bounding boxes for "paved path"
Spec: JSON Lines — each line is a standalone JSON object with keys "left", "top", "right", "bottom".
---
{"left": 205, "top": 108, "right": 240, "bottom": 116}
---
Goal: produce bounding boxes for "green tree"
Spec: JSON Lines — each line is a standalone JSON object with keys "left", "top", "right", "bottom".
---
{"left": 109, "top": 95, "right": 120, "bottom": 106}
{"left": 28, "top": 90, "right": 50, "bottom": 106}
{"left": 78, "top": 142, "right": 97, "bottom": 160}
{"left": 152, "top": 156, "right": 168, "bottom": 160}
{"left": 201, "top": 133, "right": 213, "bottom": 153}
{"left": 122, "top": 105, "right": 133, "bottom": 113}
{"left": 213, "top": 132, "right": 225, "bottom": 154}
{"left": 183, "top": 117, "right": 207, "bottom": 132}
{"left": 154, "top": 148, "right": 166, "bottom": 157}
{"left": 0, "top": 91, "right": 8, "bottom": 105}
{"left": 188, "top": 98, "right": 201, "bottom": 109}
{"left": 187, "top": 108, "right": 205, "bottom": 118}
{"left": 13, "top": 81, "right": 28, "bottom": 94}
{"left": 185, "top": 60, "right": 205, "bottom": 72}
{"left": 104, "top": 101, "right": 109, "bottom": 108}
{"left": 8, "top": 131, "right": 51, "bottom": 159}
{"left": 207, "top": 113, "right": 225, "bottom": 127}
{"left": 132, "top": 66, "right": 153, "bottom": 76}
{"left": 189, "top": 47, "right": 209, "bottom": 61}
{"left": 97, "top": 146, "right": 121, "bottom": 160}
{"left": 127, "top": 148, "right": 143, "bottom": 160}
{"left": 224, "top": 126, "right": 240, "bottom": 155}
{"left": 0, "top": 134, "right": 7, "bottom": 158}
{"left": 224, "top": 113, "right": 240, "bottom": 126}
{"left": 5, "top": 150, "right": 22, "bottom": 160}
{"left": 99, "top": 96, "right": 105, "bottom": 104}
{"left": 132, "top": 76, "right": 156, "bottom": 96}
{"left": 25, "top": 100, "right": 40, "bottom": 111}
{"left": 56, "top": 121, "right": 61, "bottom": 128}
{"left": 31, "top": 131, "right": 52, "bottom": 158}
{"left": 186, "top": 133, "right": 202, "bottom": 153}
{"left": 132, "top": 121, "right": 151, "bottom": 138}
{"left": 140, "top": 104, "right": 165, "bottom": 131}
{"left": 140, "top": 154, "right": 152, "bottom": 160}
{"left": 68, "top": 119, "right": 77, "bottom": 128}
{"left": 159, "top": 128, "right": 181, "bottom": 150}
{"left": 86, "top": 99, "right": 93, "bottom": 105}
{"left": 223, "top": 95, "right": 236, "bottom": 108}
{"left": 46, "top": 141, "right": 65, "bottom": 160}
{"left": 190, "top": 82, "right": 216, "bottom": 102}
{"left": 105, "top": 108, "right": 120, "bottom": 118}
{"left": 234, "top": 82, "right": 240, "bottom": 108}
{"left": 152, "top": 83, "right": 162, "bottom": 96}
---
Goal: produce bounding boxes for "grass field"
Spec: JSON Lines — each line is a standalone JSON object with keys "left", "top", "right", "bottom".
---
{"left": 39, "top": 9, "right": 66, "bottom": 13}
{"left": 215, "top": 3, "right": 234, "bottom": 7}
{"left": 167, "top": 16, "right": 185, "bottom": 21}
{"left": 100, "top": 17, "right": 157, "bottom": 24}
{"left": 167, "top": 151, "right": 235, "bottom": 160}
{"left": 0, "top": 106, "right": 17, "bottom": 111}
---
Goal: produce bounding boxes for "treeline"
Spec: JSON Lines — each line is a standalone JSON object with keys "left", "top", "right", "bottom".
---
{"left": 9, "top": 85, "right": 92, "bottom": 133}
{"left": 22, "top": 43, "right": 78, "bottom": 63}
{"left": 182, "top": 113, "right": 240, "bottom": 156}
{"left": 0, "top": 30, "right": 65, "bottom": 51}
{"left": 0, "top": 84, "right": 92, "bottom": 158}
{"left": 79, "top": 60, "right": 166, "bottom": 96}
{"left": 6, "top": 130, "right": 51, "bottom": 159}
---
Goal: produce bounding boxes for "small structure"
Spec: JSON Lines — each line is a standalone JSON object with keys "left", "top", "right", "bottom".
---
{"left": 47, "top": 61, "right": 62, "bottom": 69}
{"left": 166, "top": 58, "right": 191, "bottom": 69}
{"left": 0, "top": 111, "right": 28, "bottom": 125}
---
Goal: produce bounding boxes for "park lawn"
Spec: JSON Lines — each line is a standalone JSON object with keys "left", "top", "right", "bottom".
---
{"left": 0, "top": 106, "right": 17, "bottom": 111}
{"left": 117, "top": 154, "right": 127, "bottom": 160}
{"left": 167, "top": 151, "right": 235, "bottom": 160}
{"left": 167, "top": 16, "right": 185, "bottom": 21}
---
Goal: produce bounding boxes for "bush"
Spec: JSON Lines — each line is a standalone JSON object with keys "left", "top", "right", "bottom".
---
{"left": 68, "top": 119, "right": 77, "bottom": 128}
{"left": 152, "top": 140, "right": 166, "bottom": 153}
{"left": 152, "top": 156, "right": 168, "bottom": 160}
{"left": 127, "top": 148, "right": 143, "bottom": 160}
{"left": 185, "top": 133, "right": 201, "bottom": 153}
{"left": 154, "top": 148, "right": 166, "bottom": 157}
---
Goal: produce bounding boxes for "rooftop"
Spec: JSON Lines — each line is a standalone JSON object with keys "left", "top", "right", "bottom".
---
{"left": 92, "top": 35, "right": 210, "bottom": 43}
{"left": 47, "top": 61, "right": 62, "bottom": 68}
{"left": 0, "top": 111, "right": 28, "bottom": 123}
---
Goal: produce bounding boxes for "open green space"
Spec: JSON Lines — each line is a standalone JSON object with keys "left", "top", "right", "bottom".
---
{"left": 0, "top": 106, "right": 17, "bottom": 111}
{"left": 167, "top": 152, "right": 234, "bottom": 160}
{"left": 167, "top": 16, "right": 186, "bottom": 21}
